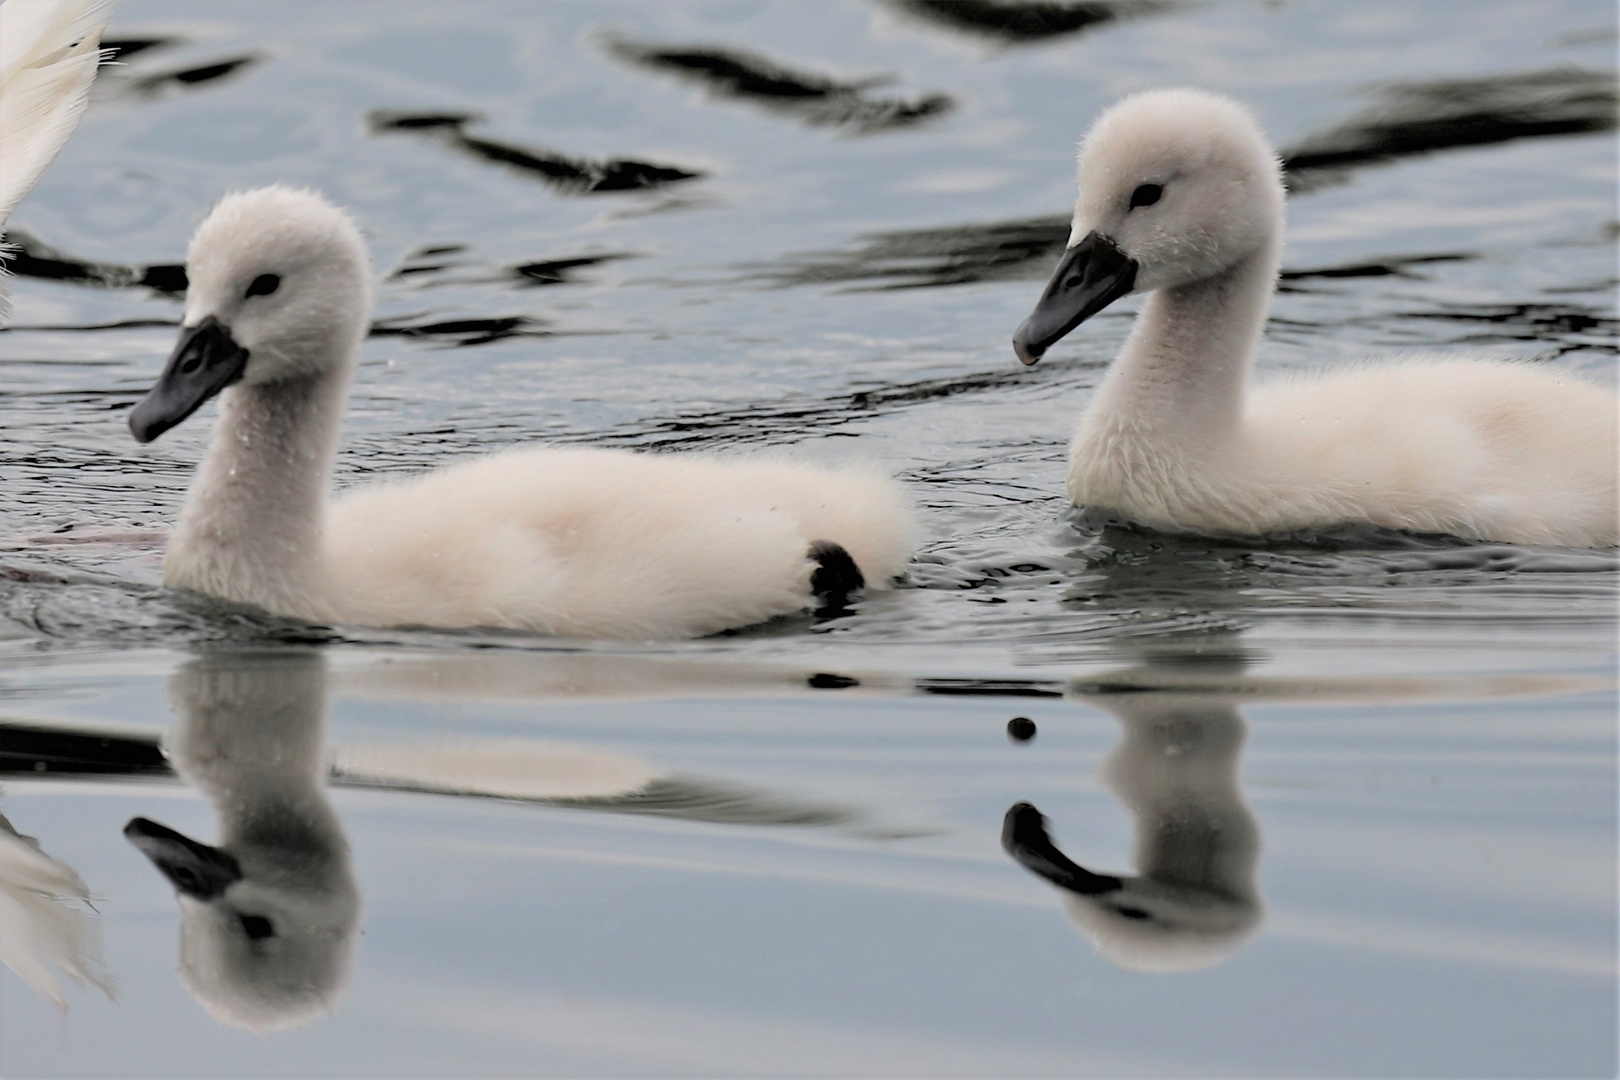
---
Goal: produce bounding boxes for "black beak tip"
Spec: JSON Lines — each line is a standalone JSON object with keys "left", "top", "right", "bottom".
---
{"left": 1012, "top": 328, "right": 1045, "bottom": 367}
{"left": 1003, "top": 800, "right": 1044, "bottom": 840}
{"left": 123, "top": 815, "right": 163, "bottom": 842}
{"left": 128, "top": 411, "right": 160, "bottom": 444}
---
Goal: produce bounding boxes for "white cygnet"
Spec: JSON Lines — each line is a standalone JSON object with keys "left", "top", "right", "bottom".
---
{"left": 1013, "top": 88, "right": 1618, "bottom": 548}
{"left": 0, "top": 0, "right": 110, "bottom": 318}
{"left": 128, "top": 187, "right": 915, "bottom": 638}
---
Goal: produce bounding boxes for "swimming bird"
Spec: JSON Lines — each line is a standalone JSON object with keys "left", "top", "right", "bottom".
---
{"left": 124, "top": 650, "right": 359, "bottom": 1034}
{"left": 0, "top": 0, "right": 111, "bottom": 318}
{"left": 1013, "top": 89, "right": 1618, "bottom": 548}
{"left": 127, "top": 186, "right": 914, "bottom": 638}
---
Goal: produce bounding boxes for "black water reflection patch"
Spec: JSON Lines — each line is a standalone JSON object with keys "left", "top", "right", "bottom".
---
{"left": 98, "top": 37, "right": 181, "bottom": 62}
{"left": 385, "top": 245, "right": 634, "bottom": 290}
{"left": 603, "top": 34, "right": 953, "bottom": 135}
{"left": 368, "top": 314, "right": 552, "bottom": 347}
{"left": 0, "top": 229, "right": 187, "bottom": 294}
{"left": 1281, "top": 67, "right": 1619, "bottom": 192}
{"left": 129, "top": 55, "right": 261, "bottom": 96}
{"left": 882, "top": 0, "right": 1173, "bottom": 44}
{"left": 369, "top": 111, "right": 703, "bottom": 194}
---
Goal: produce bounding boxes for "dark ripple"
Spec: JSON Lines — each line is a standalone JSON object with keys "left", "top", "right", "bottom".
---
{"left": 0, "top": 559, "right": 340, "bottom": 652}
{"left": 125, "top": 55, "right": 262, "bottom": 97}
{"left": 98, "top": 37, "right": 181, "bottom": 63}
{"left": 882, "top": 0, "right": 1173, "bottom": 44}
{"left": 370, "top": 111, "right": 704, "bottom": 194}
{"left": 604, "top": 34, "right": 954, "bottom": 134}
{"left": 1282, "top": 67, "right": 1619, "bottom": 192}
{"left": 0, "top": 230, "right": 187, "bottom": 295}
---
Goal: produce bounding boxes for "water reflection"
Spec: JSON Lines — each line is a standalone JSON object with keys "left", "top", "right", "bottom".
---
{"left": 881, "top": 0, "right": 1173, "bottom": 45}
{"left": 124, "top": 650, "right": 359, "bottom": 1033}
{"left": 603, "top": 34, "right": 953, "bottom": 134}
{"left": 0, "top": 227, "right": 186, "bottom": 294}
{"left": 1003, "top": 647, "right": 1262, "bottom": 973}
{"left": 0, "top": 808, "right": 113, "bottom": 1006}
{"left": 368, "top": 111, "right": 704, "bottom": 194}
{"left": 1280, "top": 67, "right": 1619, "bottom": 193}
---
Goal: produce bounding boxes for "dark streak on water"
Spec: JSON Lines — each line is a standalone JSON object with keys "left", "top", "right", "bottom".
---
{"left": 370, "top": 111, "right": 705, "bottom": 193}
{"left": 1280, "top": 67, "right": 1619, "bottom": 192}
{"left": 604, "top": 34, "right": 954, "bottom": 134}
{"left": 883, "top": 0, "right": 1174, "bottom": 44}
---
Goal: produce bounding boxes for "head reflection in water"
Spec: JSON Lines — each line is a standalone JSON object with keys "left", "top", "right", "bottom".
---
{"left": 124, "top": 650, "right": 358, "bottom": 1033}
{"left": 1004, "top": 692, "right": 1260, "bottom": 973}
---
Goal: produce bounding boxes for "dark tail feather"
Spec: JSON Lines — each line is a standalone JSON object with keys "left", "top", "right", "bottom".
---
{"left": 809, "top": 540, "right": 864, "bottom": 613}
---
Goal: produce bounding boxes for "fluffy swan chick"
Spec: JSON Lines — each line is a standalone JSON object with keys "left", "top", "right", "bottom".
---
{"left": 128, "top": 187, "right": 914, "bottom": 638}
{"left": 1012, "top": 89, "right": 1618, "bottom": 548}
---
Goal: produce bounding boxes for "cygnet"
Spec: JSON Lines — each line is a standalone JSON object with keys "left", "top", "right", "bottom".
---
{"left": 1013, "top": 89, "right": 1617, "bottom": 547}
{"left": 128, "top": 187, "right": 915, "bottom": 637}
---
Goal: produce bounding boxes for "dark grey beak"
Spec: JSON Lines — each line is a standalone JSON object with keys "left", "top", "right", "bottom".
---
{"left": 1012, "top": 232, "right": 1137, "bottom": 365}
{"left": 1002, "top": 802, "right": 1123, "bottom": 896}
{"left": 124, "top": 816, "right": 243, "bottom": 900}
{"left": 129, "top": 315, "right": 249, "bottom": 443}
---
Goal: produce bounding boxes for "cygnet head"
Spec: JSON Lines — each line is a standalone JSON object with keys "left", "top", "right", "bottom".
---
{"left": 1002, "top": 801, "right": 1260, "bottom": 974}
{"left": 1058, "top": 879, "right": 1261, "bottom": 975}
{"left": 129, "top": 186, "right": 372, "bottom": 443}
{"left": 124, "top": 815, "right": 359, "bottom": 1033}
{"left": 1013, "top": 89, "right": 1284, "bottom": 364}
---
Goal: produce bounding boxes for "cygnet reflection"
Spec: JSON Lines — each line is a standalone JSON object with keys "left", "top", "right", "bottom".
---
{"left": 0, "top": 809, "right": 113, "bottom": 1006}
{"left": 1004, "top": 689, "right": 1260, "bottom": 974}
{"left": 124, "top": 649, "right": 358, "bottom": 1034}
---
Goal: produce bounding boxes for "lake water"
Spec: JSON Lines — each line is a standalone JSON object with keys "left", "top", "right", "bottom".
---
{"left": 0, "top": 1, "right": 1615, "bottom": 1076}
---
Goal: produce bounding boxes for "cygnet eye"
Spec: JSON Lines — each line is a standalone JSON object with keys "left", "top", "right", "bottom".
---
{"left": 1128, "top": 183, "right": 1163, "bottom": 210}
{"left": 245, "top": 273, "right": 280, "bottom": 299}
{"left": 239, "top": 913, "right": 276, "bottom": 940}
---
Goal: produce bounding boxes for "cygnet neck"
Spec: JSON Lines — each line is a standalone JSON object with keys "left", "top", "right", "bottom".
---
{"left": 166, "top": 366, "right": 351, "bottom": 618}
{"left": 1093, "top": 234, "right": 1280, "bottom": 448}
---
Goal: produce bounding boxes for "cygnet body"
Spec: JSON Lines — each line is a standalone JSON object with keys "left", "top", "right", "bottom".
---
{"left": 129, "top": 187, "right": 914, "bottom": 638}
{"left": 0, "top": 0, "right": 110, "bottom": 318}
{"left": 1013, "top": 89, "right": 1618, "bottom": 548}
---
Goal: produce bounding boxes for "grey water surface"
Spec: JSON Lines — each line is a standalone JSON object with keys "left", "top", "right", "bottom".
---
{"left": 0, "top": 1, "right": 1615, "bottom": 1076}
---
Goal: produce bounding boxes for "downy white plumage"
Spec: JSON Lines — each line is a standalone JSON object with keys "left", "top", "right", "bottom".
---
{"left": 1013, "top": 89, "right": 1618, "bottom": 547}
{"left": 0, "top": 0, "right": 110, "bottom": 317}
{"left": 129, "top": 187, "right": 914, "bottom": 638}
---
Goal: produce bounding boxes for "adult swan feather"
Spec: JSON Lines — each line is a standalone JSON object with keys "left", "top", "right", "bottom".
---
{"left": 130, "top": 187, "right": 914, "bottom": 638}
{"left": 1014, "top": 89, "right": 1618, "bottom": 548}
{"left": 0, "top": 0, "right": 112, "bottom": 317}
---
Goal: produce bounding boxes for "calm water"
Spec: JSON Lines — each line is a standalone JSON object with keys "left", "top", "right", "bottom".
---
{"left": 0, "top": 1, "right": 1616, "bottom": 1076}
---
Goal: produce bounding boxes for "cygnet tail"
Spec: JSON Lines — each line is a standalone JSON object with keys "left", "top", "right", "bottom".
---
{"left": 0, "top": 0, "right": 111, "bottom": 232}
{"left": 808, "top": 540, "right": 865, "bottom": 613}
